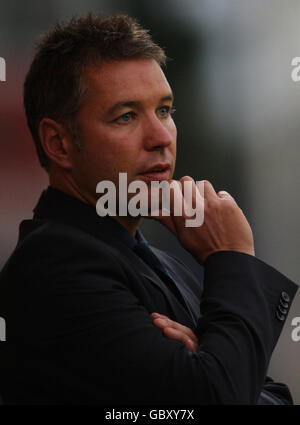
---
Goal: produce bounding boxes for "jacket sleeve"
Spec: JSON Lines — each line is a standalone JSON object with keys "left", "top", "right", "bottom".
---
{"left": 195, "top": 251, "right": 298, "bottom": 404}
{"left": 258, "top": 377, "right": 294, "bottom": 405}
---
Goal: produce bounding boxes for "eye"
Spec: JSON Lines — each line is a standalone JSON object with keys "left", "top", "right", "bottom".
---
{"left": 115, "top": 112, "right": 136, "bottom": 123}
{"left": 157, "top": 106, "right": 176, "bottom": 118}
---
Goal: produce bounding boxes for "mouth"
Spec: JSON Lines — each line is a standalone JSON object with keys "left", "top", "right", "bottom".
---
{"left": 137, "top": 163, "right": 171, "bottom": 182}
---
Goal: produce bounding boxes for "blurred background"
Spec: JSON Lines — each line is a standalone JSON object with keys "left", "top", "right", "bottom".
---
{"left": 0, "top": 0, "right": 299, "bottom": 403}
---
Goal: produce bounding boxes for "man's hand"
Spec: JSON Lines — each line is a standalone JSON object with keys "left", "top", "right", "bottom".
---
{"left": 151, "top": 312, "right": 198, "bottom": 353}
{"left": 152, "top": 177, "right": 255, "bottom": 264}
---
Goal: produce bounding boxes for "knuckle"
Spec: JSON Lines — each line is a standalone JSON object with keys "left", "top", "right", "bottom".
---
{"left": 164, "top": 319, "right": 171, "bottom": 327}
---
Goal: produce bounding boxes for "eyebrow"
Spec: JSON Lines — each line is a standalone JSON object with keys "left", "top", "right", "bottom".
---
{"left": 106, "top": 93, "right": 174, "bottom": 116}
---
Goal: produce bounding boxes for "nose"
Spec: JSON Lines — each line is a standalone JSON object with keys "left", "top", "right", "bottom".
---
{"left": 142, "top": 114, "right": 175, "bottom": 151}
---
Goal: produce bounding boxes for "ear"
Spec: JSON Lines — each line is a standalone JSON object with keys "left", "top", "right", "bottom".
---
{"left": 38, "top": 118, "right": 74, "bottom": 170}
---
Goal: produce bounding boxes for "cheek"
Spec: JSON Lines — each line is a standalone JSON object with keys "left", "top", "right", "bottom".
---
{"left": 169, "top": 121, "right": 177, "bottom": 154}
{"left": 168, "top": 118, "right": 177, "bottom": 139}
{"left": 87, "top": 139, "right": 138, "bottom": 181}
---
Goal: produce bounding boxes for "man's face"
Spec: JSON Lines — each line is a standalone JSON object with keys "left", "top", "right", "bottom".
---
{"left": 69, "top": 58, "right": 177, "bottom": 204}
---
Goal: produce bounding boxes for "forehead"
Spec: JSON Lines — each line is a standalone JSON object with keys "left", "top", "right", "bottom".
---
{"left": 83, "top": 58, "right": 172, "bottom": 108}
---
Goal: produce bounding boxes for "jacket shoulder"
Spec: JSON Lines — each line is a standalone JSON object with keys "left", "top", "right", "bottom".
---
{"left": 0, "top": 219, "right": 126, "bottom": 290}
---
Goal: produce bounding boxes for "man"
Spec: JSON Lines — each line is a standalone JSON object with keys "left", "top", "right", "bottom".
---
{"left": 0, "top": 13, "right": 298, "bottom": 404}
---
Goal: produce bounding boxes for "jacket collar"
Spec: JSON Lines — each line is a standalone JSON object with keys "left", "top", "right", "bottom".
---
{"left": 32, "top": 186, "right": 145, "bottom": 249}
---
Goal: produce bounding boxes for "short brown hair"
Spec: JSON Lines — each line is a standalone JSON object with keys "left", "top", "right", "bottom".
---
{"left": 24, "top": 13, "right": 167, "bottom": 170}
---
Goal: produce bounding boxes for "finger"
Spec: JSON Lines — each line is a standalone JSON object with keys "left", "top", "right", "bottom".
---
{"left": 166, "top": 179, "right": 184, "bottom": 219}
{"left": 202, "top": 180, "right": 218, "bottom": 199}
{"left": 143, "top": 201, "right": 177, "bottom": 233}
{"left": 180, "top": 176, "right": 197, "bottom": 212}
{"left": 151, "top": 312, "right": 174, "bottom": 323}
{"left": 157, "top": 178, "right": 186, "bottom": 233}
{"left": 152, "top": 316, "right": 198, "bottom": 343}
{"left": 217, "top": 190, "right": 234, "bottom": 201}
{"left": 180, "top": 176, "right": 205, "bottom": 221}
{"left": 163, "top": 327, "right": 198, "bottom": 353}
{"left": 217, "top": 190, "right": 239, "bottom": 208}
{"left": 147, "top": 180, "right": 182, "bottom": 233}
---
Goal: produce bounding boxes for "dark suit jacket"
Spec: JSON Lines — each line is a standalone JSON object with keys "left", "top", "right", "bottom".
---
{"left": 0, "top": 187, "right": 298, "bottom": 404}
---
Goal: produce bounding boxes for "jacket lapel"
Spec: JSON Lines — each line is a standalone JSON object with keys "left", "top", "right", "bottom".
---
{"left": 113, "top": 242, "right": 198, "bottom": 329}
